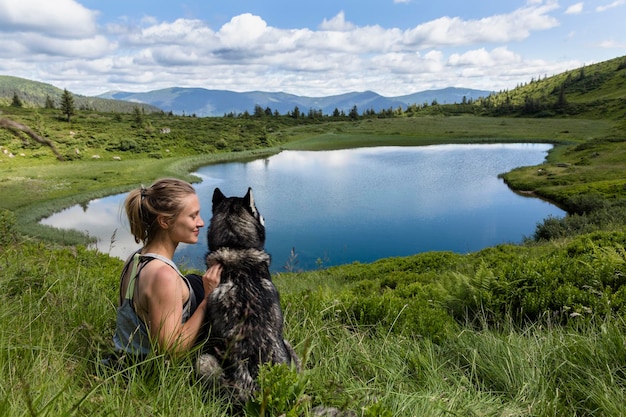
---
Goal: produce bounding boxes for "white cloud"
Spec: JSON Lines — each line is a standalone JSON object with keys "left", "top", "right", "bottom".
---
{"left": 319, "top": 11, "right": 355, "bottom": 31}
{"left": 596, "top": 0, "right": 625, "bottom": 12}
{"left": 218, "top": 13, "right": 269, "bottom": 47}
{"left": 26, "top": 34, "right": 114, "bottom": 58}
{"left": 0, "top": 32, "right": 114, "bottom": 59}
{"left": 0, "top": 1, "right": 597, "bottom": 98}
{"left": 0, "top": 0, "right": 113, "bottom": 59}
{"left": 372, "top": 50, "right": 445, "bottom": 76}
{"left": 0, "top": 0, "right": 98, "bottom": 37}
{"left": 125, "top": 18, "right": 216, "bottom": 46}
{"left": 565, "top": 2, "right": 584, "bottom": 14}
{"left": 596, "top": 40, "right": 626, "bottom": 48}
{"left": 402, "top": 2, "right": 559, "bottom": 48}
{"left": 448, "top": 47, "right": 522, "bottom": 67}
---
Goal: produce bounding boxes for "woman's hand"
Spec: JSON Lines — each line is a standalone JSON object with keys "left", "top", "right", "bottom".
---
{"left": 203, "top": 263, "right": 222, "bottom": 295}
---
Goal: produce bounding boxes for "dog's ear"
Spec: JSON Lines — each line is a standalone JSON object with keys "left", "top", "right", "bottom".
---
{"left": 212, "top": 188, "right": 226, "bottom": 209}
{"left": 244, "top": 187, "right": 254, "bottom": 208}
{"left": 244, "top": 187, "right": 264, "bottom": 226}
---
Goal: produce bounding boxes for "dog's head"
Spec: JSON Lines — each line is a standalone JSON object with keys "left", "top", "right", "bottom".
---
{"left": 207, "top": 187, "right": 266, "bottom": 252}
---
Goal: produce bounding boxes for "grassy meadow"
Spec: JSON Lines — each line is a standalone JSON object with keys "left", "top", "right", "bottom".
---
{"left": 2, "top": 96, "right": 626, "bottom": 416}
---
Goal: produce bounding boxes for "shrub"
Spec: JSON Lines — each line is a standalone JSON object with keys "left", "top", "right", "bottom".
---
{"left": 215, "top": 138, "right": 228, "bottom": 149}
{"left": 341, "top": 291, "right": 457, "bottom": 343}
{"left": 566, "top": 193, "right": 610, "bottom": 214}
{"left": 245, "top": 363, "right": 310, "bottom": 417}
{"left": 107, "top": 138, "right": 138, "bottom": 152}
{"left": 534, "top": 201, "right": 626, "bottom": 241}
{"left": 439, "top": 232, "right": 626, "bottom": 326}
{"left": 534, "top": 215, "right": 571, "bottom": 240}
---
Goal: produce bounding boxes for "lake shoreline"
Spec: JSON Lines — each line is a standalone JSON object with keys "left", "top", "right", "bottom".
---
{"left": 27, "top": 141, "right": 554, "bottom": 246}
{"left": 40, "top": 144, "right": 565, "bottom": 271}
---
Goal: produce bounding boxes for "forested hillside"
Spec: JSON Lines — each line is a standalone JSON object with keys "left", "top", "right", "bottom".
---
{"left": 0, "top": 75, "right": 160, "bottom": 113}
{"left": 478, "top": 55, "right": 626, "bottom": 119}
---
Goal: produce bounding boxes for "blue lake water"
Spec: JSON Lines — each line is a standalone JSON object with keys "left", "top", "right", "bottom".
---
{"left": 40, "top": 144, "right": 565, "bottom": 272}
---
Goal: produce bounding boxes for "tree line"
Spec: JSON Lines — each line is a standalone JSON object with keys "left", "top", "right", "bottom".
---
{"left": 11, "top": 88, "right": 76, "bottom": 122}
{"left": 7, "top": 56, "right": 625, "bottom": 122}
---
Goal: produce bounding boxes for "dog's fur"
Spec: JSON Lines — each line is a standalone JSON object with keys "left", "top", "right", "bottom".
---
{"left": 196, "top": 187, "right": 299, "bottom": 405}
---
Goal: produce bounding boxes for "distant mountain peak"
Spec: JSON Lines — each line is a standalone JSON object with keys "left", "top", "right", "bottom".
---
{"left": 95, "top": 87, "right": 492, "bottom": 117}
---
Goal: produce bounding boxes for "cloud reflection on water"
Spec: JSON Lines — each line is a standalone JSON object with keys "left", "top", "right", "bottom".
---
{"left": 40, "top": 194, "right": 140, "bottom": 260}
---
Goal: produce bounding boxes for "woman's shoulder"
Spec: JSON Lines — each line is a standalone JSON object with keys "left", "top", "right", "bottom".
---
{"left": 141, "top": 258, "right": 179, "bottom": 281}
{"left": 138, "top": 259, "right": 182, "bottom": 295}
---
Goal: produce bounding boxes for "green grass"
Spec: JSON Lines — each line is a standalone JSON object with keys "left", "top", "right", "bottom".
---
{"left": 1, "top": 99, "right": 626, "bottom": 415}
{"left": 500, "top": 137, "right": 626, "bottom": 204}
{"left": 2, "top": 230, "right": 626, "bottom": 416}
{"left": 282, "top": 115, "right": 612, "bottom": 150}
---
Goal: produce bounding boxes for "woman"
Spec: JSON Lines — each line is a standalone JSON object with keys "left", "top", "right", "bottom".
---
{"left": 113, "top": 178, "right": 222, "bottom": 358}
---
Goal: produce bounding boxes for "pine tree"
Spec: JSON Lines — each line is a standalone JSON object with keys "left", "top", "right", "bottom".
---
{"left": 45, "top": 94, "right": 55, "bottom": 109}
{"left": 132, "top": 106, "right": 144, "bottom": 127}
{"left": 556, "top": 83, "right": 568, "bottom": 110}
{"left": 11, "top": 92, "right": 23, "bottom": 107}
{"left": 60, "top": 89, "right": 75, "bottom": 122}
{"left": 348, "top": 105, "right": 359, "bottom": 120}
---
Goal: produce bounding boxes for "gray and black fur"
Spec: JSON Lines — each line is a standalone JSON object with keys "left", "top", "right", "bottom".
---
{"left": 196, "top": 187, "right": 299, "bottom": 405}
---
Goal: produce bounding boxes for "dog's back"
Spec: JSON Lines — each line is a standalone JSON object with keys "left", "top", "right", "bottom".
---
{"left": 198, "top": 188, "right": 298, "bottom": 404}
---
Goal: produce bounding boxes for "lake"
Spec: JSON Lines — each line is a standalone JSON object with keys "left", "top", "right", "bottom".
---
{"left": 40, "top": 144, "right": 565, "bottom": 272}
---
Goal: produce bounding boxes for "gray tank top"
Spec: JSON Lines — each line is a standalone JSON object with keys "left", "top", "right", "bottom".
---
{"left": 113, "top": 251, "right": 196, "bottom": 356}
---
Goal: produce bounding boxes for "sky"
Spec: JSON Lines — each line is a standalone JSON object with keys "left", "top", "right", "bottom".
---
{"left": 0, "top": 0, "right": 624, "bottom": 98}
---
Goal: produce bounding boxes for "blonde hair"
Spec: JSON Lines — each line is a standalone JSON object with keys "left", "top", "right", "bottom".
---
{"left": 125, "top": 178, "right": 196, "bottom": 244}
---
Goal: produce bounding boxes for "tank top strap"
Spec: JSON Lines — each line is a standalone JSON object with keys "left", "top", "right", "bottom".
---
{"left": 123, "top": 251, "right": 143, "bottom": 301}
{"left": 123, "top": 252, "right": 181, "bottom": 301}
{"left": 141, "top": 252, "right": 183, "bottom": 275}
{"left": 140, "top": 253, "right": 192, "bottom": 287}
{"left": 136, "top": 253, "right": 195, "bottom": 320}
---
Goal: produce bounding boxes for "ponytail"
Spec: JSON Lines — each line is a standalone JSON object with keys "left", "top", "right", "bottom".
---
{"left": 124, "top": 178, "right": 196, "bottom": 244}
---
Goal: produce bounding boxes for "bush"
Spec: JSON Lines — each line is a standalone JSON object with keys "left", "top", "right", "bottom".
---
{"left": 107, "top": 138, "right": 138, "bottom": 152}
{"left": 215, "top": 139, "right": 228, "bottom": 149}
{"left": 566, "top": 193, "right": 610, "bottom": 214}
{"left": 245, "top": 363, "right": 310, "bottom": 417}
{"left": 341, "top": 291, "right": 457, "bottom": 343}
{"left": 435, "top": 231, "right": 626, "bottom": 326}
{"left": 534, "top": 204, "right": 626, "bottom": 241}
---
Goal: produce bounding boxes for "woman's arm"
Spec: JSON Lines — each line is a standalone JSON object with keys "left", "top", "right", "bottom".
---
{"left": 139, "top": 262, "right": 222, "bottom": 356}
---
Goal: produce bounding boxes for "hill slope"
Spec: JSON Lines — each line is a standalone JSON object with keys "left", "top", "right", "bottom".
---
{"left": 0, "top": 76, "right": 161, "bottom": 113}
{"left": 481, "top": 55, "right": 626, "bottom": 119}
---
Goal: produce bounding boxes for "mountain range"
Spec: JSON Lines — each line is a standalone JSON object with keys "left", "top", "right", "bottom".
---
{"left": 0, "top": 74, "right": 491, "bottom": 116}
{"left": 97, "top": 87, "right": 492, "bottom": 117}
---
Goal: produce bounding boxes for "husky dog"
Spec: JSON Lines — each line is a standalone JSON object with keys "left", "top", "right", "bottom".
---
{"left": 196, "top": 187, "right": 299, "bottom": 405}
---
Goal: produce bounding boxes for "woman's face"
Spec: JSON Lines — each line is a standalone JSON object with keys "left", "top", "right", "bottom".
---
{"left": 166, "top": 193, "right": 204, "bottom": 245}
